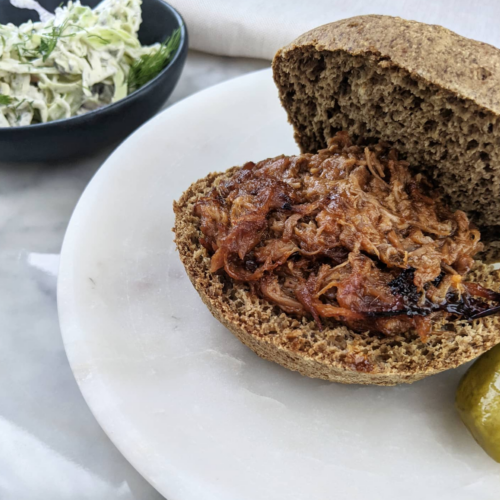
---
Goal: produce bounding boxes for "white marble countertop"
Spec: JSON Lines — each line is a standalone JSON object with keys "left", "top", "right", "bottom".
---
{"left": 0, "top": 50, "right": 269, "bottom": 500}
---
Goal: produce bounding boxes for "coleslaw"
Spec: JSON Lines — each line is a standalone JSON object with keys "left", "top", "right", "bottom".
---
{"left": 0, "top": 0, "right": 179, "bottom": 126}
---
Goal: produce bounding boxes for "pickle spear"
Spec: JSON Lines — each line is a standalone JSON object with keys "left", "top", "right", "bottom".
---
{"left": 456, "top": 344, "right": 500, "bottom": 462}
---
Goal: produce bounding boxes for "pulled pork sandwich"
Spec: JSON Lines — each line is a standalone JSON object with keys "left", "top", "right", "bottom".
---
{"left": 192, "top": 133, "right": 499, "bottom": 342}
{"left": 175, "top": 16, "right": 500, "bottom": 385}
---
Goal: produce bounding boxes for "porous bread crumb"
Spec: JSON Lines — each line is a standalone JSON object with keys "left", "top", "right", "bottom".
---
{"left": 272, "top": 15, "right": 500, "bottom": 245}
{"left": 173, "top": 169, "right": 500, "bottom": 386}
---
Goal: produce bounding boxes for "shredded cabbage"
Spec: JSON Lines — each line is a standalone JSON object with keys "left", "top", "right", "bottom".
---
{"left": 0, "top": 0, "right": 163, "bottom": 126}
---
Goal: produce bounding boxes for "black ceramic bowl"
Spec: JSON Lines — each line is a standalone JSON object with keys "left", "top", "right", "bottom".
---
{"left": 0, "top": 0, "right": 187, "bottom": 162}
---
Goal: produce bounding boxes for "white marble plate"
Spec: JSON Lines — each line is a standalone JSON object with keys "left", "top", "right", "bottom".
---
{"left": 58, "top": 69, "right": 500, "bottom": 500}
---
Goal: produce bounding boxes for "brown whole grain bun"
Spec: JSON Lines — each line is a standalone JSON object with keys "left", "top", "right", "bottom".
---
{"left": 173, "top": 170, "right": 500, "bottom": 386}
{"left": 272, "top": 15, "right": 500, "bottom": 244}
{"left": 174, "top": 16, "right": 500, "bottom": 385}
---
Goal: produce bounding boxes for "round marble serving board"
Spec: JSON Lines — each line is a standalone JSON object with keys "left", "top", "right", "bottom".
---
{"left": 58, "top": 69, "right": 500, "bottom": 500}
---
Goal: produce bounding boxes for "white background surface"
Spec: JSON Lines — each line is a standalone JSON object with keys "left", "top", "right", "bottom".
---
{"left": 57, "top": 69, "right": 500, "bottom": 500}
{"left": 0, "top": 51, "right": 268, "bottom": 500}
{"left": 168, "top": 0, "right": 500, "bottom": 59}
{"left": 3, "top": 0, "right": 500, "bottom": 497}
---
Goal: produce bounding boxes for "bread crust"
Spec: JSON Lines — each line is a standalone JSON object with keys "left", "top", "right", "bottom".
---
{"left": 274, "top": 15, "right": 500, "bottom": 116}
{"left": 173, "top": 170, "right": 500, "bottom": 386}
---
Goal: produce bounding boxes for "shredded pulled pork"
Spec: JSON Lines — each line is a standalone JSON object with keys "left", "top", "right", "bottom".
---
{"left": 194, "top": 132, "right": 500, "bottom": 339}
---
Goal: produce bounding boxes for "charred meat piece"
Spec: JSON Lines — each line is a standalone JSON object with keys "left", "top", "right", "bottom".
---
{"left": 194, "top": 132, "right": 500, "bottom": 339}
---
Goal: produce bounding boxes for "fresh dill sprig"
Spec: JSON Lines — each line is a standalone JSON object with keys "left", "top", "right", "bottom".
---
{"left": 0, "top": 94, "right": 13, "bottom": 105}
{"left": 14, "top": 43, "right": 38, "bottom": 60}
{"left": 13, "top": 98, "right": 26, "bottom": 110}
{"left": 39, "top": 36, "right": 55, "bottom": 61}
{"left": 12, "top": 21, "right": 75, "bottom": 62}
{"left": 13, "top": 98, "right": 26, "bottom": 120}
{"left": 127, "top": 27, "right": 181, "bottom": 93}
{"left": 39, "top": 20, "right": 75, "bottom": 62}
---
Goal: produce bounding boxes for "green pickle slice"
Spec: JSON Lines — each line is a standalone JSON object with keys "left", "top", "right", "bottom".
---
{"left": 456, "top": 343, "right": 500, "bottom": 462}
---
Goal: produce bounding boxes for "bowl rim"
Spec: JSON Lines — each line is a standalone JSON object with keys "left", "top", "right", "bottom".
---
{"left": 0, "top": 0, "right": 187, "bottom": 132}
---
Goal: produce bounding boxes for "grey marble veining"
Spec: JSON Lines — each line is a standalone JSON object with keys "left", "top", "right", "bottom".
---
{"left": 0, "top": 50, "right": 269, "bottom": 500}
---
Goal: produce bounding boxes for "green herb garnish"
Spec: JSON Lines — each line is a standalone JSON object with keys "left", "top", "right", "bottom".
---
{"left": 39, "top": 21, "right": 75, "bottom": 62}
{"left": 127, "top": 27, "right": 181, "bottom": 93}
{"left": 0, "top": 94, "right": 13, "bottom": 105}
